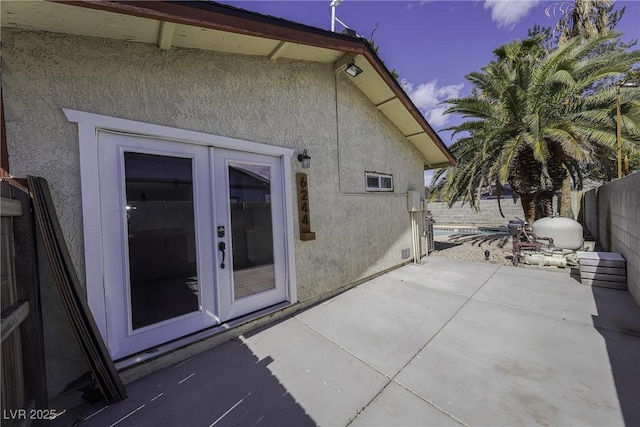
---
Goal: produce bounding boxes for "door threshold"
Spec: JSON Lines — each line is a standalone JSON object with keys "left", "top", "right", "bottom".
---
{"left": 115, "top": 301, "right": 291, "bottom": 373}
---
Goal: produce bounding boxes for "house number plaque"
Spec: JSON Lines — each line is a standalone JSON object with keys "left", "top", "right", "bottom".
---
{"left": 296, "top": 173, "right": 316, "bottom": 241}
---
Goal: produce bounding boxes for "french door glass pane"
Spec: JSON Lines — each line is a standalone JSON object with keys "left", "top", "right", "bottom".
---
{"left": 228, "top": 163, "right": 275, "bottom": 300}
{"left": 124, "top": 152, "right": 199, "bottom": 329}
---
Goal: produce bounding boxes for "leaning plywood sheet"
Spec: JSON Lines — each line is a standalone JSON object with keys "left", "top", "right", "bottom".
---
{"left": 28, "top": 176, "right": 126, "bottom": 403}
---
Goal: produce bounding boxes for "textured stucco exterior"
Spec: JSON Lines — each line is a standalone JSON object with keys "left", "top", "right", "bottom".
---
{"left": 582, "top": 173, "right": 640, "bottom": 308}
{"left": 2, "top": 29, "right": 426, "bottom": 398}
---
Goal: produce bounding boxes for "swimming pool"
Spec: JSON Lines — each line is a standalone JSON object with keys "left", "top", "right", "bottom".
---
{"left": 434, "top": 227, "right": 509, "bottom": 236}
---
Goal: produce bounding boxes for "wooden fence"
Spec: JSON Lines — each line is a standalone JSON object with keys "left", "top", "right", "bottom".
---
{"left": 1, "top": 180, "right": 47, "bottom": 426}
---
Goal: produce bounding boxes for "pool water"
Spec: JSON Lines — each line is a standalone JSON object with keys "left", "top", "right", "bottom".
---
{"left": 434, "top": 227, "right": 509, "bottom": 236}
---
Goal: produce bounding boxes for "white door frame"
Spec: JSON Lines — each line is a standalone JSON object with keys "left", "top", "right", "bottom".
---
{"left": 65, "top": 109, "right": 297, "bottom": 359}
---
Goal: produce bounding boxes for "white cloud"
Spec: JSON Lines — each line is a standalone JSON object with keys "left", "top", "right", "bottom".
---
{"left": 407, "top": 1, "right": 431, "bottom": 10}
{"left": 407, "top": 0, "right": 431, "bottom": 9}
{"left": 424, "top": 169, "right": 434, "bottom": 186}
{"left": 401, "top": 79, "right": 464, "bottom": 128}
{"left": 425, "top": 106, "right": 452, "bottom": 128}
{"left": 483, "top": 0, "right": 539, "bottom": 29}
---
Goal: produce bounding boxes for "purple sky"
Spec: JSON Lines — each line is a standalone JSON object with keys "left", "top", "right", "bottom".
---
{"left": 217, "top": 1, "right": 639, "bottom": 179}
{"left": 218, "top": 1, "right": 638, "bottom": 130}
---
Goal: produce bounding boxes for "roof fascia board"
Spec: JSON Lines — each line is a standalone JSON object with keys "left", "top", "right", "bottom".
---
{"left": 52, "top": 0, "right": 368, "bottom": 54}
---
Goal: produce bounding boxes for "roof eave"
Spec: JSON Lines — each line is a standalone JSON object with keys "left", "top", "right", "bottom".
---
{"left": 357, "top": 44, "right": 456, "bottom": 167}
{"left": 49, "top": 0, "right": 456, "bottom": 166}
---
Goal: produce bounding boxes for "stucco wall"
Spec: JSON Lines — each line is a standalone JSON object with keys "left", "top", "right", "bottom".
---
{"left": 2, "top": 29, "right": 426, "bottom": 398}
{"left": 582, "top": 173, "right": 640, "bottom": 307}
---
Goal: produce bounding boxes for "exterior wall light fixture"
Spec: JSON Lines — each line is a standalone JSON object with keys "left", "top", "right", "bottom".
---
{"left": 298, "top": 149, "right": 311, "bottom": 168}
{"left": 345, "top": 62, "right": 363, "bottom": 77}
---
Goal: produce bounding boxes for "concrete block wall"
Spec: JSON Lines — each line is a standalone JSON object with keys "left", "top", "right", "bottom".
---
{"left": 583, "top": 172, "right": 640, "bottom": 307}
{"left": 428, "top": 198, "right": 558, "bottom": 226}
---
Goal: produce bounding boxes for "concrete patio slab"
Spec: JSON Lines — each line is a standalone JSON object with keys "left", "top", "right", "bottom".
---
{"left": 351, "top": 381, "right": 464, "bottom": 427}
{"left": 395, "top": 298, "right": 640, "bottom": 426}
{"left": 63, "top": 339, "right": 315, "bottom": 426}
{"left": 473, "top": 265, "right": 640, "bottom": 333}
{"left": 240, "top": 318, "right": 388, "bottom": 427}
{"left": 295, "top": 275, "right": 469, "bottom": 376}
{"left": 384, "top": 257, "right": 500, "bottom": 298}
{"left": 52, "top": 259, "right": 640, "bottom": 427}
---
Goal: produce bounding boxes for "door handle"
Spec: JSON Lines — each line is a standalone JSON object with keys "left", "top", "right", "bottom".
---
{"left": 218, "top": 241, "right": 226, "bottom": 269}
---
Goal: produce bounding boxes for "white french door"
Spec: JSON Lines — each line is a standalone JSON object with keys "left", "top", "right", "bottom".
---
{"left": 213, "top": 148, "right": 288, "bottom": 321}
{"left": 97, "top": 132, "right": 288, "bottom": 359}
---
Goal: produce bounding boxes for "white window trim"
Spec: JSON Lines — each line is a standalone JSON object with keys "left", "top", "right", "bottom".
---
{"left": 64, "top": 109, "right": 294, "bottom": 157}
{"left": 63, "top": 109, "right": 297, "bottom": 341}
{"left": 365, "top": 171, "right": 394, "bottom": 192}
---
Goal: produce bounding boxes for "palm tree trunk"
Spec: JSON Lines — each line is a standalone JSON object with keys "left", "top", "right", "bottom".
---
{"left": 537, "top": 191, "right": 555, "bottom": 218}
{"left": 559, "top": 173, "right": 574, "bottom": 218}
{"left": 520, "top": 193, "right": 536, "bottom": 224}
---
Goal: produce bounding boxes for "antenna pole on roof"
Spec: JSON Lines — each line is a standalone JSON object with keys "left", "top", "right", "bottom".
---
{"left": 330, "top": 0, "right": 344, "bottom": 32}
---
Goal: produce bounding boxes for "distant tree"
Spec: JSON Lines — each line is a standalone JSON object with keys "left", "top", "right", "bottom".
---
{"left": 546, "top": 0, "right": 624, "bottom": 45}
{"left": 528, "top": 24, "right": 555, "bottom": 52}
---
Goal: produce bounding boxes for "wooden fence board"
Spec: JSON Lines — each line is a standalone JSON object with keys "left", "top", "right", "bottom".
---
{"left": 1, "top": 197, "right": 22, "bottom": 216}
{"left": 0, "top": 185, "right": 25, "bottom": 419}
{"left": 10, "top": 181, "right": 49, "bottom": 413}
{"left": 1, "top": 301, "right": 29, "bottom": 342}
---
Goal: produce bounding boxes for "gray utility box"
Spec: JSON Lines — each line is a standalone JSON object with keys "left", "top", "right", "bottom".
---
{"left": 576, "top": 251, "right": 627, "bottom": 290}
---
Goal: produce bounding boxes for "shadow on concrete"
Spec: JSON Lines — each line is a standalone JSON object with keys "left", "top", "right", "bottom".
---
{"left": 52, "top": 338, "right": 315, "bottom": 426}
{"left": 591, "top": 286, "right": 640, "bottom": 426}
{"left": 434, "top": 240, "right": 463, "bottom": 250}
{"left": 447, "top": 233, "right": 511, "bottom": 248}
{"left": 569, "top": 267, "right": 582, "bottom": 283}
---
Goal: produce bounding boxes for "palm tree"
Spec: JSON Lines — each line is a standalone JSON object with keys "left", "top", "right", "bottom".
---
{"left": 546, "top": 0, "right": 630, "bottom": 46}
{"left": 546, "top": 0, "right": 633, "bottom": 216}
{"left": 431, "top": 33, "right": 640, "bottom": 224}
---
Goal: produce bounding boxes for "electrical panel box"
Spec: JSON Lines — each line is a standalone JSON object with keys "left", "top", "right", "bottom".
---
{"left": 407, "top": 191, "right": 421, "bottom": 212}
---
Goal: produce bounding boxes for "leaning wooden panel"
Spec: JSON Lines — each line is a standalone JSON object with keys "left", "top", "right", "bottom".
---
{"left": 27, "top": 176, "right": 126, "bottom": 403}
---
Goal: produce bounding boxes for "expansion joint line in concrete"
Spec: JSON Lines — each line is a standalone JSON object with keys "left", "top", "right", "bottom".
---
{"left": 292, "top": 317, "right": 387, "bottom": 378}
{"left": 343, "top": 264, "right": 502, "bottom": 427}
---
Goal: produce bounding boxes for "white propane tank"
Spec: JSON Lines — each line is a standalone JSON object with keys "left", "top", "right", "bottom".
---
{"left": 531, "top": 216, "right": 584, "bottom": 250}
